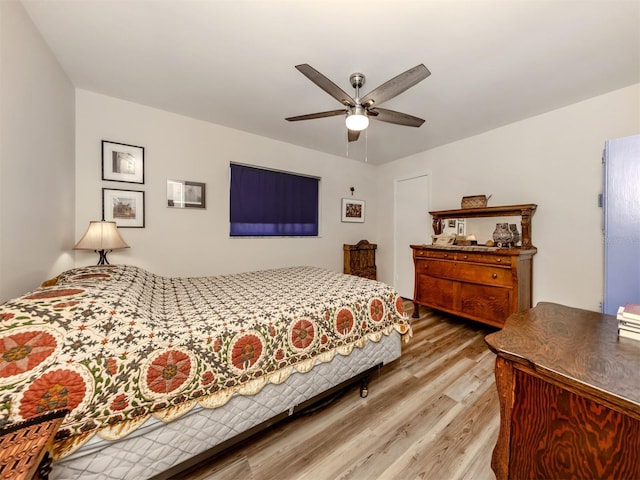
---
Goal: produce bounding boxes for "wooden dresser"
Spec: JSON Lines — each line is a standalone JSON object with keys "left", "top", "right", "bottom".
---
{"left": 411, "top": 204, "right": 536, "bottom": 328}
{"left": 411, "top": 203, "right": 537, "bottom": 327}
{"left": 485, "top": 303, "right": 640, "bottom": 480}
{"left": 411, "top": 245, "right": 535, "bottom": 328}
{"left": 343, "top": 240, "right": 377, "bottom": 280}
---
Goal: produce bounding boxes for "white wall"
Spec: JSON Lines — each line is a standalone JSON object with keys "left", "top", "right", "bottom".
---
{"left": 377, "top": 84, "right": 640, "bottom": 312}
{"left": 0, "top": 0, "right": 75, "bottom": 302}
{"left": 75, "top": 90, "right": 378, "bottom": 277}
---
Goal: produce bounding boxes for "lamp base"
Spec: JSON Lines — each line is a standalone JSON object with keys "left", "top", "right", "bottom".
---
{"left": 96, "top": 250, "right": 111, "bottom": 265}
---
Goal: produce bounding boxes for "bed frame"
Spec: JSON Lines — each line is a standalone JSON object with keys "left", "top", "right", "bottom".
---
{"left": 152, "top": 365, "right": 379, "bottom": 479}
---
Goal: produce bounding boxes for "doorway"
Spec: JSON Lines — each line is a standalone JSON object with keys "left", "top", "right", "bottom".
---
{"left": 394, "top": 173, "right": 431, "bottom": 299}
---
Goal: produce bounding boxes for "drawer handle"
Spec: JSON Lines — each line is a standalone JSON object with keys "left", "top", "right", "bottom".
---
{"left": 463, "top": 255, "right": 468, "bottom": 259}
{"left": 444, "top": 253, "right": 448, "bottom": 257}
{"left": 496, "top": 258, "right": 502, "bottom": 263}
{"left": 492, "top": 273, "right": 498, "bottom": 279}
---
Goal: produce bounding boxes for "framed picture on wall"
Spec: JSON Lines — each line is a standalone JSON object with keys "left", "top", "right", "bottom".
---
{"left": 167, "top": 180, "right": 206, "bottom": 208}
{"left": 341, "top": 198, "right": 365, "bottom": 223}
{"left": 103, "top": 188, "right": 145, "bottom": 228}
{"left": 102, "top": 140, "right": 145, "bottom": 184}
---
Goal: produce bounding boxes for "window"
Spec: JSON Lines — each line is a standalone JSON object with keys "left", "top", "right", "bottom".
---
{"left": 230, "top": 163, "right": 319, "bottom": 236}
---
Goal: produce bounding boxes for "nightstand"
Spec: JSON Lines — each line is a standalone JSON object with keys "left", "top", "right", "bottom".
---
{"left": 0, "top": 410, "right": 67, "bottom": 480}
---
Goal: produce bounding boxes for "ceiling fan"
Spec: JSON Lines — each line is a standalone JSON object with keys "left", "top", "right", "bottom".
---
{"left": 285, "top": 63, "right": 431, "bottom": 142}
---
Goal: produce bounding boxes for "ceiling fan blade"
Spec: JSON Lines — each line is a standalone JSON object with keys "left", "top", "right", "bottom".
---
{"left": 347, "top": 129, "right": 360, "bottom": 142}
{"left": 295, "top": 64, "right": 356, "bottom": 107}
{"left": 285, "top": 109, "right": 346, "bottom": 121}
{"left": 360, "top": 64, "right": 431, "bottom": 108}
{"left": 369, "top": 107, "right": 425, "bottom": 127}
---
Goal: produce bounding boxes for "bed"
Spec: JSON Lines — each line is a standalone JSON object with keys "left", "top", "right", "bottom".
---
{"left": 0, "top": 264, "right": 411, "bottom": 479}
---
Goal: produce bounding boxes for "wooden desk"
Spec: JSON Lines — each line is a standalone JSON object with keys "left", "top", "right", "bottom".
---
{"left": 485, "top": 303, "right": 640, "bottom": 480}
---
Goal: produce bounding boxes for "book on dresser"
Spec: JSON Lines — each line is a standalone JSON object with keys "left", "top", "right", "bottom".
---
{"left": 619, "top": 327, "right": 640, "bottom": 341}
{"left": 617, "top": 305, "right": 640, "bottom": 325}
{"left": 616, "top": 305, "right": 640, "bottom": 341}
{"left": 620, "top": 303, "right": 640, "bottom": 321}
{"left": 618, "top": 320, "right": 640, "bottom": 331}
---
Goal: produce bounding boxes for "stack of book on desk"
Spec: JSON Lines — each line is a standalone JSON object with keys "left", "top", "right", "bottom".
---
{"left": 617, "top": 303, "right": 640, "bottom": 341}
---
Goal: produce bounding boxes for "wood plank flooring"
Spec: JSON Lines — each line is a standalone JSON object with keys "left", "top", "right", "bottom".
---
{"left": 178, "top": 302, "right": 500, "bottom": 480}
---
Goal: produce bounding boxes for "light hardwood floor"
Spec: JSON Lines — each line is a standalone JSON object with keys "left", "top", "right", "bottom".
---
{"left": 179, "top": 302, "right": 500, "bottom": 480}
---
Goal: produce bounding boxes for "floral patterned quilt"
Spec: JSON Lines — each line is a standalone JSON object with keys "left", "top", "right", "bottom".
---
{"left": 0, "top": 264, "right": 410, "bottom": 458}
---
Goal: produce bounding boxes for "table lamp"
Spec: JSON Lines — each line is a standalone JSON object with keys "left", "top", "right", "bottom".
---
{"left": 74, "top": 221, "right": 129, "bottom": 265}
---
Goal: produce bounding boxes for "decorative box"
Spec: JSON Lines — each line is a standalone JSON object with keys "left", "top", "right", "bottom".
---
{"left": 461, "top": 195, "right": 490, "bottom": 208}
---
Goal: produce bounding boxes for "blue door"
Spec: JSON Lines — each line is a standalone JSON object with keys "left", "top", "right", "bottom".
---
{"left": 603, "top": 134, "right": 640, "bottom": 315}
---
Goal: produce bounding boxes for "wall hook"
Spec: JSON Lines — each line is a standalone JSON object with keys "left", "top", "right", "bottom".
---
{"left": 350, "top": 187, "right": 355, "bottom": 196}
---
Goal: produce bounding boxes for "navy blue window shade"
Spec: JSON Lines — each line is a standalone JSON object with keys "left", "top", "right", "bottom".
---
{"left": 230, "top": 164, "right": 319, "bottom": 236}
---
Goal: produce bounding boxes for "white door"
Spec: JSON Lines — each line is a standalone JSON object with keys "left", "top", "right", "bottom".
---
{"left": 394, "top": 173, "right": 431, "bottom": 299}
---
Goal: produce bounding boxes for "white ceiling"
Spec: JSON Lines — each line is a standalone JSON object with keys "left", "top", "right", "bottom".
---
{"left": 21, "top": 0, "right": 640, "bottom": 165}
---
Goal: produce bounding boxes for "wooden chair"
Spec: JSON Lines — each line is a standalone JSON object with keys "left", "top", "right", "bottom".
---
{"left": 343, "top": 240, "right": 377, "bottom": 280}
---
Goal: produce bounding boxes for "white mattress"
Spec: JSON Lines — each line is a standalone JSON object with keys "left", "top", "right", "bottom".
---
{"left": 52, "top": 331, "right": 402, "bottom": 480}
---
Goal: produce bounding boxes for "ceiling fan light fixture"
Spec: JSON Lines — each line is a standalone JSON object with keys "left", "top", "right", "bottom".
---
{"left": 287, "top": 64, "right": 429, "bottom": 141}
{"left": 345, "top": 106, "right": 369, "bottom": 131}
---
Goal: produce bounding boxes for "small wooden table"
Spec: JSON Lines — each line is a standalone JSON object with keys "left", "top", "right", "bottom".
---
{"left": 0, "top": 410, "right": 67, "bottom": 480}
{"left": 485, "top": 303, "right": 640, "bottom": 480}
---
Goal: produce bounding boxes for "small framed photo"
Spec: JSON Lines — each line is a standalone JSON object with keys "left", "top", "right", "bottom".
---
{"left": 167, "top": 180, "right": 206, "bottom": 208}
{"left": 102, "top": 140, "right": 144, "bottom": 184}
{"left": 103, "top": 188, "right": 145, "bottom": 228}
{"left": 457, "top": 219, "right": 466, "bottom": 235}
{"left": 433, "top": 234, "right": 456, "bottom": 246}
{"left": 341, "top": 198, "right": 365, "bottom": 223}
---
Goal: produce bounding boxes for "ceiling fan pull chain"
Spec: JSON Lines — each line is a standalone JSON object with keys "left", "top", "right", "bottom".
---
{"left": 365, "top": 128, "right": 368, "bottom": 163}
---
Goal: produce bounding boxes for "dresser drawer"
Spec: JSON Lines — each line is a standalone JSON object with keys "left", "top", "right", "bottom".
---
{"left": 413, "top": 249, "right": 455, "bottom": 261}
{"left": 414, "top": 248, "right": 511, "bottom": 266}
{"left": 415, "top": 274, "right": 455, "bottom": 310}
{"left": 456, "top": 252, "right": 511, "bottom": 266}
{"left": 416, "top": 259, "right": 513, "bottom": 287}
{"left": 456, "top": 263, "right": 513, "bottom": 286}
{"left": 415, "top": 259, "right": 456, "bottom": 278}
{"left": 460, "top": 283, "right": 511, "bottom": 324}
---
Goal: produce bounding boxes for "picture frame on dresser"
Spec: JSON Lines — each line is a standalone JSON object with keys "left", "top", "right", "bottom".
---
{"left": 103, "top": 188, "right": 145, "bottom": 228}
{"left": 102, "top": 140, "right": 144, "bottom": 184}
{"left": 341, "top": 198, "right": 365, "bottom": 223}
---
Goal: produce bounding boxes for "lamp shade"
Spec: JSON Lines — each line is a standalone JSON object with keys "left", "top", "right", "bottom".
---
{"left": 74, "top": 221, "right": 129, "bottom": 251}
{"left": 345, "top": 106, "right": 369, "bottom": 131}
